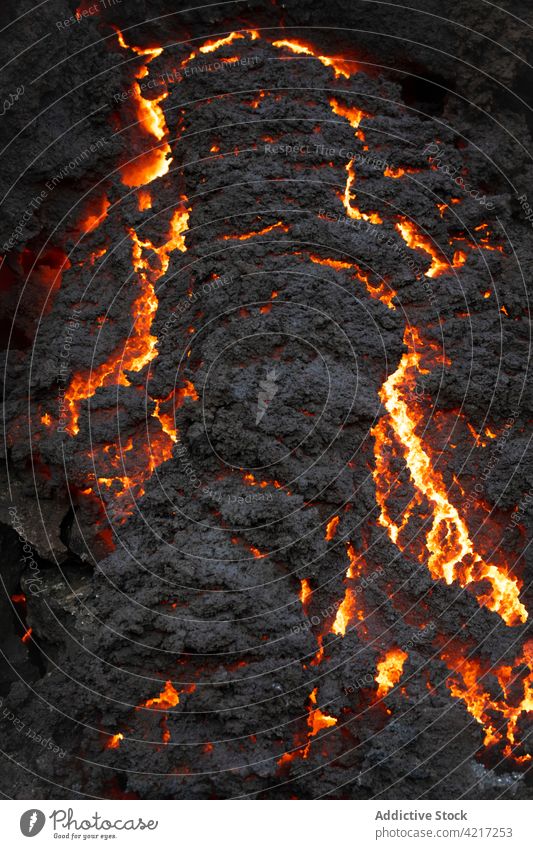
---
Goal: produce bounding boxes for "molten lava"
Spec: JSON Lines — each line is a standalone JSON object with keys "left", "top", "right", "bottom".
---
{"left": 441, "top": 641, "right": 533, "bottom": 763}
{"left": 375, "top": 648, "right": 408, "bottom": 698}
{"left": 346, "top": 542, "right": 363, "bottom": 579}
{"left": 272, "top": 39, "right": 355, "bottom": 78}
{"left": 23, "top": 24, "right": 531, "bottom": 780}
{"left": 139, "top": 680, "right": 182, "bottom": 710}
{"left": 308, "top": 252, "right": 396, "bottom": 309}
{"left": 384, "top": 167, "right": 405, "bottom": 178}
{"left": 79, "top": 196, "right": 110, "bottom": 234}
{"left": 137, "top": 189, "right": 152, "bottom": 211}
{"left": 64, "top": 205, "right": 190, "bottom": 435}
{"left": 300, "top": 578, "right": 313, "bottom": 613}
{"left": 113, "top": 28, "right": 172, "bottom": 186}
{"left": 221, "top": 222, "right": 289, "bottom": 240}
{"left": 198, "top": 30, "right": 260, "bottom": 54}
{"left": 105, "top": 732, "right": 124, "bottom": 750}
{"left": 329, "top": 97, "right": 371, "bottom": 128}
{"left": 395, "top": 219, "right": 450, "bottom": 278}
{"left": 242, "top": 471, "right": 291, "bottom": 495}
{"left": 343, "top": 160, "right": 383, "bottom": 224}
{"left": 152, "top": 381, "right": 198, "bottom": 444}
{"left": 325, "top": 514, "right": 340, "bottom": 540}
{"left": 278, "top": 687, "right": 337, "bottom": 765}
{"left": 331, "top": 588, "right": 360, "bottom": 636}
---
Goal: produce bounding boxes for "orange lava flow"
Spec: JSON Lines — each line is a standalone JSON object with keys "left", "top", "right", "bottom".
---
{"left": 277, "top": 687, "right": 337, "bottom": 765}
{"left": 384, "top": 167, "right": 405, "bottom": 178}
{"left": 79, "top": 196, "right": 110, "bottom": 234}
{"left": 441, "top": 641, "right": 533, "bottom": 763}
{"left": 113, "top": 28, "right": 172, "bottom": 187}
{"left": 87, "top": 247, "right": 107, "bottom": 266}
{"left": 21, "top": 627, "right": 33, "bottom": 644}
{"left": 63, "top": 205, "right": 189, "bottom": 435}
{"left": 308, "top": 252, "right": 396, "bottom": 309}
{"left": 343, "top": 160, "right": 383, "bottom": 224}
{"left": 371, "top": 327, "right": 527, "bottom": 626}
{"left": 137, "top": 189, "right": 152, "bottom": 211}
{"left": 114, "top": 27, "right": 161, "bottom": 60}
{"left": 452, "top": 249, "right": 468, "bottom": 268}
{"left": 309, "top": 637, "right": 325, "bottom": 668}
{"left": 198, "top": 30, "right": 260, "bottom": 54}
{"left": 242, "top": 472, "right": 270, "bottom": 488}
{"left": 97, "top": 472, "right": 142, "bottom": 499}
{"left": 221, "top": 221, "right": 289, "bottom": 240}
{"left": 136, "top": 87, "right": 168, "bottom": 141}
{"left": 242, "top": 471, "right": 291, "bottom": 495}
{"left": 11, "top": 594, "right": 26, "bottom": 604}
{"left": 346, "top": 542, "right": 364, "bottom": 579}
{"left": 375, "top": 648, "right": 408, "bottom": 698}
{"left": 86, "top": 422, "right": 188, "bottom": 509}
{"left": 272, "top": 39, "right": 355, "bottom": 78}
{"left": 139, "top": 680, "right": 182, "bottom": 710}
{"left": 180, "top": 30, "right": 260, "bottom": 70}
{"left": 152, "top": 380, "right": 198, "bottom": 444}
{"left": 308, "top": 687, "right": 337, "bottom": 735}
{"left": 384, "top": 166, "right": 421, "bottom": 179}
{"left": 451, "top": 231, "right": 506, "bottom": 256}
{"left": 121, "top": 127, "right": 171, "bottom": 188}
{"left": 395, "top": 219, "right": 450, "bottom": 278}
{"left": 467, "top": 421, "right": 492, "bottom": 448}
{"left": 230, "top": 535, "right": 269, "bottom": 560}
{"left": 135, "top": 681, "right": 196, "bottom": 746}
{"left": 300, "top": 578, "right": 312, "bottom": 613}
{"left": 329, "top": 97, "right": 371, "bottom": 128}
{"left": 325, "top": 514, "right": 340, "bottom": 540}
{"left": 308, "top": 255, "right": 352, "bottom": 271}
{"left": 92, "top": 438, "right": 144, "bottom": 502}
{"left": 105, "top": 732, "right": 124, "bottom": 750}
{"left": 331, "top": 588, "right": 360, "bottom": 636}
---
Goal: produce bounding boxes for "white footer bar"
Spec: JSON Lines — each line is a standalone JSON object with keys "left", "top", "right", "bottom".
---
{"left": 3, "top": 799, "right": 531, "bottom": 848}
